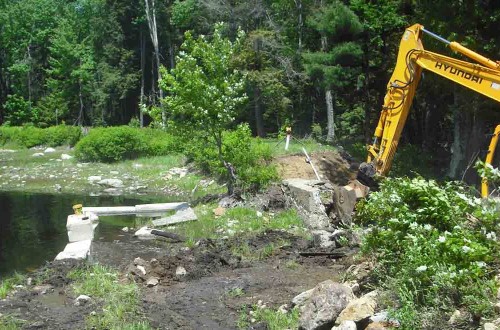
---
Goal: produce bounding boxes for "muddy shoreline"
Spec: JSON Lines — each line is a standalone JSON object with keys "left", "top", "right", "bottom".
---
{"left": 0, "top": 228, "right": 358, "bottom": 329}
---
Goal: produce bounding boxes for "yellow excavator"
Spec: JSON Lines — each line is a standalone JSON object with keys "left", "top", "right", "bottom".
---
{"left": 358, "top": 23, "right": 500, "bottom": 198}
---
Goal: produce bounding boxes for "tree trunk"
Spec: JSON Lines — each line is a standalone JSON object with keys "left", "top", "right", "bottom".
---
{"left": 78, "top": 79, "right": 84, "bottom": 127}
{"left": 144, "top": 0, "right": 165, "bottom": 125}
{"left": 325, "top": 89, "right": 334, "bottom": 142}
{"left": 294, "top": 0, "right": 303, "bottom": 52}
{"left": 448, "top": 86, "right": 469, "bottom": 179}
{"left": 140, "top": 30, "right": 146, "bottom": 128}
{"left": 254, "top": 86, "right": 265, "bottom": 137}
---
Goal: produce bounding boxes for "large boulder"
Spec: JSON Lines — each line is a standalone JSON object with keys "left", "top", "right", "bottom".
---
{"left": 282, "top": 179, "right": 331, "bottom": 229}
{"left": 336, "top": 290, "right": 378, "bottom": 324}
{"left": 97, "top": 178, "right": 124, "bottom": 188}
{"left": 298, "top": 280, "right": 354, "bottom": 330}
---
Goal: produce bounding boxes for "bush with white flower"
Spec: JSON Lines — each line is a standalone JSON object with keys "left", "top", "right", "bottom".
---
{"left": 357, "top": 177, "right": 500, "bottom": 328}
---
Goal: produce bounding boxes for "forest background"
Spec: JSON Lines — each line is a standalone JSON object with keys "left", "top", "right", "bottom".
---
{"left": 1, "top": 0, "right": 500, "bottom": 182}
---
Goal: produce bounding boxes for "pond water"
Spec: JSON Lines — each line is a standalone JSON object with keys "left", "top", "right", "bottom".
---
{"left": 0, "top": 191, "right": 164, "bottom": 277}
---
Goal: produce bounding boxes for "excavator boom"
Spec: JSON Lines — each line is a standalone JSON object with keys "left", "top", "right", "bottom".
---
{"left": 360, "top": 24, "right": 500, "bottom": 197}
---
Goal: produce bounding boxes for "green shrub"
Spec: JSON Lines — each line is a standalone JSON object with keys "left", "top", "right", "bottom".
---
{"left": 185, "top": 124, "right": 279, "bottom": 191}
{"left": 74, "top": 127, "right": 177, "bottom": 162}
{"left": 357, "top": 178, "right": 500, "bottom": 327}
{"left": 75, "top": 126, "right": 145, "bottom": 162}
{"left": 45, "top": 125, "right": 81, "bottom": 147}
{"left": 16, "top": 126, "right": 49, "bottom": 148}
{"left": 0, "top": 125, "right": 81, "bottom": 148}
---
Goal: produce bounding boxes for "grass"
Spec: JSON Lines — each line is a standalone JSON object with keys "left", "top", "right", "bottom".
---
{"left": 169, "top": 206, "right": 306, "bottom": 248}
{"left": 0, "top": 272, "right": 25, "bottom": 299}
{"left": 0, "top": 315, "right": 25, "bottom": 330}
{"left": 0, "top": 147, "right": 225, "bottom": 198}
{"left": 238, "top": 305, "right": 300, "bottom": 330}
{"left": 226, "top": 287, "right": 245, "bottom": 298}
{"left": 68, "top": 263, "right": 151, "bottom": 330}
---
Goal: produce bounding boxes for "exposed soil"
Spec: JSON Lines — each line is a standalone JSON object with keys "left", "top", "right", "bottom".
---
{"left": 275, "top": 151, "right": 356, "bottom": 185}
{"left": 0, "top": 230, "right": 352, "bottom": 330}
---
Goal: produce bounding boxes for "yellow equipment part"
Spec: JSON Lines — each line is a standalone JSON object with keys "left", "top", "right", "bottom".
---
{"left": 482, "top": 125, "right": 500, "bottom": 197}
{"left": 362, "top": 23, "right": 500, "bottom": 196}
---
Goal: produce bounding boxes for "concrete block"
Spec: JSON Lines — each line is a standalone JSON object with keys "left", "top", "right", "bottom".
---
{"left": 67, "top": 214, "right": 95, "bottom": 242}
{"left": 82, "top": 206, "right": 136, "bottom": 216}
{"left": 135, "top": 202, "right": 188, "bottom": 212}
{"left": 55, "top": 240, "right": 92, "bottom": 260}
{"left": 152, "top": 206, "right": 197, "bottom": 226}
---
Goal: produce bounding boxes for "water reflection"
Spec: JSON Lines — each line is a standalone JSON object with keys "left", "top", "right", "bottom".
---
{"left": 0, "top": 192, "right": 164, "bottom": 277}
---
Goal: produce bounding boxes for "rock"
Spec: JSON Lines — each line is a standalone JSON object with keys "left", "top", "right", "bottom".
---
{"left": 345, "top": 281, "right": 360, "bottom": 294}
{"left": 331, "top": 320, "right": 357, "bottom": 330}
{"left": 495, "top": 303, "right": 500, "bottom": 314}
{"left": 448, "top": 310, "right": 461, "bottom": 325}
{"left": 366, "top": 322, "right": 393, "bottom": 330}
{"left": 336, "top": 290, "right": 378, "bottom": 324}
{"left": 74, "top": 294, "right": 91, "bottom": 306}
{"left": 110, "top": 170, "right": 119, "bottom": 175}
{"left": 278, "top": 304, "right": 289, "bottom": 314}
{"left": 134, "top": 257, "right": 147, "bottom": 266}
{"left": 54, "top": 184, "right": 62, "bottom": 192}
{"left": 103, "top": 188, "right": 122, "bottom": 195}
{"left": 256, "top": 211, "right": 263, "bottom": 217}
{"left": 28, "top": 321, "right": 45, "bottom": 328}
{"left": 168, "top": 167, "right": 188, "bottom": 178}
{"left": 150, "top": 258, "right": 159, "bottom": 268}
{"left": 122, "top": 227, "right": 129, "bottom": 232}
{"left": 137, "top": 265, "right": 146, "bottom": 275}
{"left": 311, "top": 230, "right": 335, "bottom": 248}
{"left": 292, "top": 288, "right": 315, "bottom": 308}
{"left": 44, "top": 147, "right": 56, "bottom": 153}
{"left": 134, "top": 227, "right": 155, "bottom": 239}
{"left": 27, "top": 277, "right": 33, "bottom": 286}
{"left": 298, "top": 280, "right": 354, "bottom": 330}
{"left": 88, "top": 176, "right": 102, "bottom": 184}
{"left": 32, "top": 152, "right": 44, "bottom": 157}
{"left": 97, "top": 178, "right": 124, "bottom": 188}
{"left": 61, "top": 154, "right": 73, "bottom": 160}
{"left": 32, "top": 285, "right": 53, "bottom": 295}
{"left": 176, "top": 266, "right": 187, "bottom": 276}
{"left": 213, "top": 206, "right": 226, "bottom": 217}
{"left": 333, "top": 180, "right": 369, "bottom": 226}
{"left": 282, "top": 179, "right": 331, "bottom": 229}
{"left": 484, "top": 323, "right": 497, "bottom": 330}
{"left": 146, "top": 277, "right": 159, "bottom": 287}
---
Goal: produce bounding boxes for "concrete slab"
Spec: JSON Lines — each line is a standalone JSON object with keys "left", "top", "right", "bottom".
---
{"left": 152, "top": 207, "right": 197, "bottom": 226}
{"left": 82, "top": 206, "right": 136, "bottom": 216}
{"left": 55, "top": 240, "right": 92, "bottom": 260}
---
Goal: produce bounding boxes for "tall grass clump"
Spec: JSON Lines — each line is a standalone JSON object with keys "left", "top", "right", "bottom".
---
{"left": 357, "top": 177, "right": 500, "bottom": 328}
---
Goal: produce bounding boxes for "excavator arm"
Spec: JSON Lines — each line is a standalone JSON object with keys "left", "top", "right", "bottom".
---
{"left": 360, "top": 24, "right": 500, "bottom": 197}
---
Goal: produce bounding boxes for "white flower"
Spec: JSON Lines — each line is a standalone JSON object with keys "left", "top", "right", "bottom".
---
{"left": 438, "top": 236, "right": 446, "bottom": 243}
{"left": 486, "top": 232, "right": 497, "bottom": 241}
{"left": 475, "top": 261, "right": 486, "bottom": 268}
{"left": 453, "top": 225, "right": 461, "bottom": 230}
{"left": 463, "top": 238, "right": 471, "bottom": 243}
{"left": 424, "top": 224, "right": 432, "bottom": 231}
{"left": 444, "top": 231, "right": 451, "bottom": 236}
{"left": 416, "top": 265, "right": 427, "bottom": 272}
{"left": 410, "top": 222, "right": 418, "bottom": 229}
{"left": 462, "top": 246, "right": 472, "bottom": 253}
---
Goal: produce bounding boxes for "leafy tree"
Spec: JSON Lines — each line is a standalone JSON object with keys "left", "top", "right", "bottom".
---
{"left": 303, "top": 1, "right": 363, "bottom": 142}
{"left": 159, "top": 24, "right": 247, "bottom": 193}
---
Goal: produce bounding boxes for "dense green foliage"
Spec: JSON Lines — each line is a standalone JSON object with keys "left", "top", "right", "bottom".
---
{"left": 357, "top": 178, "right": 500, "bottom": 328}
{"left": 74, "top": 127, "right": 175, "bottom": 162}
{"left": 0, "top": 125, "right": 81, "bottom": 148}
{"left": 2, "top": 0, "right": 499, "bottom": 181}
